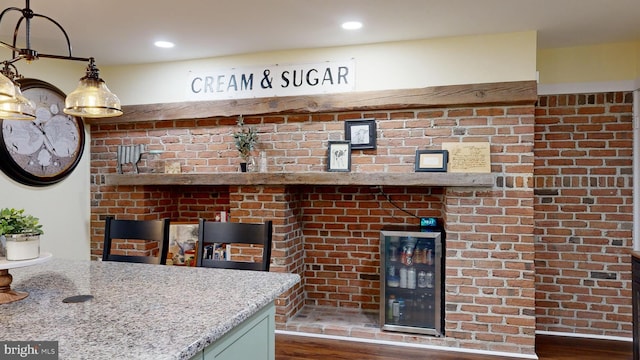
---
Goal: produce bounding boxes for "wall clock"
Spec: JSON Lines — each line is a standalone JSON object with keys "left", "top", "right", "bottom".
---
{"left": 0, "top": 79, "right": 85, "bottom": 186}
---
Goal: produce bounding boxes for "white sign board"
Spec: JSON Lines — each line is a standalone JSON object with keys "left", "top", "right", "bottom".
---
{"left": 186, "top": 60, "right": 355, "bottom": 101}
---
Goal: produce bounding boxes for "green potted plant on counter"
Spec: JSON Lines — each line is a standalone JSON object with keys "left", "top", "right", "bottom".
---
{"left": 0, "top": 208, "right": 43, "bottom": 261}
{"left": 233, "top": 116, "right": 258, "bottom": 172}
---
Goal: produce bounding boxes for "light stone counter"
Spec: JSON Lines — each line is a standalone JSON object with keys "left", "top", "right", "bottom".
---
{"left": 0, "top": 258, "right": 300, "bottom": 359}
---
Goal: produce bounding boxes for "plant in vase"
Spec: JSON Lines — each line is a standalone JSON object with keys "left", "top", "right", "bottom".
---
{"left": 232, "top": 117, "right": 258, "bottom": 172}
{"left": 0, "top": 208, "right": 43, "bottom": 261}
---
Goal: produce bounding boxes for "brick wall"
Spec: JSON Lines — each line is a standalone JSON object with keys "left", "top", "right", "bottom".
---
{"left": 90, "top": 105, "right": 536, "bottom": 355}
{"left": 89, "top": 185, "right": 230, "bottom": 257}
{"left": 534, "top": 92, "right": 634, "bottom": 337}
{"left": 301, "top": 185, "right": 443, "bottom": 310}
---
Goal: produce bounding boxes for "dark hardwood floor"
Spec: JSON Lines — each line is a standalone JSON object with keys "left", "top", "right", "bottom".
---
{"left": 276, "top": 333, "right": 633, "bottom": 360}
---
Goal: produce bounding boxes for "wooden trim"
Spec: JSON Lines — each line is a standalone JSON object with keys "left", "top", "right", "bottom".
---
{"left": 90, "top": 81, "right": 537, "bottom": 124}
{"left": 103, "top": 172, "right": 494, "bottom": 187}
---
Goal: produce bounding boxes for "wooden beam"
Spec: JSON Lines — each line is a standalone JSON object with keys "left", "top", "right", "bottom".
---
{"left": 104, "top": 172, "right": 494, "bottom": 187}
{"left": 89, "top": 81, "right": 537, "bottom": 124}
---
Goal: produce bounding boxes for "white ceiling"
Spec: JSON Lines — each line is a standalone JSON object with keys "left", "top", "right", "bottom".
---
{"left": 1, "top": 0, "right": 639, "bottom": 66}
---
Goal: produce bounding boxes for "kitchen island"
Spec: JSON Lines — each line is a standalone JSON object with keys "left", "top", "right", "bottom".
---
{"left": 0, "top": 258, "right": 300, "bottom": 359}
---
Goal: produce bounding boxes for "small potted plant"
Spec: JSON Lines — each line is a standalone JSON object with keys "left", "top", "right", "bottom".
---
{"left": 0, "top": 208, "right": 43, "bottom": 261}
{"left": 232, "top": 116, "right": 258, "bottom": 172}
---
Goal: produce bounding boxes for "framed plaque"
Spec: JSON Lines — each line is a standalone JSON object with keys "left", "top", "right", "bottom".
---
{"left": 441, "top": 142, "right": 491, "bottom": 173}
{"left": 345, "top": 119, "right": 376, "bottom": 150}
{"left": 415, "top": 150, "right": 448, "bottom": 172}
{"left": 327, "top": 141, "right": 351, "bottom": 172}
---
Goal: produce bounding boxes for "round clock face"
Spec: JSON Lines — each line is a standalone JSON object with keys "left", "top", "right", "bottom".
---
{"left": 0, "top": 79, "right": 85, "bottom": 186}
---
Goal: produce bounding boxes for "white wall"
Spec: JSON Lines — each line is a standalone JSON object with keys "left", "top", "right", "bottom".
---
{"left": 0, "top": 144, "right": 91, "bottom": 259}
{"left": 537, "top": 40, "right": 640, "bottom": 94}
{"left": 104, "top": 31, "right": 538, "bottom": 106}
{"left": 0, "top": 60, "right": 91, "bottom": 260}
{"left": 537, "top": 41, "right": 639, "bottom": 84}
{"left": 4, "top": 32, "right": 538, "bottom": 259}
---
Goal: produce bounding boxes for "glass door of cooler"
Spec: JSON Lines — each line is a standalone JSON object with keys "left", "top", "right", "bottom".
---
{"left": 380, "top": 228, "right": 443, "bottom": 336}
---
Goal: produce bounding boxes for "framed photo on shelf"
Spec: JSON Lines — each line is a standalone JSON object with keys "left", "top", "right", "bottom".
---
{"left": 415, "top": 150, "right": 448, "bottom": 172}
{"left": 327, "top": 141, "right": 351, "bottom": 172}
{"left": 168, "top": 222, "right": 199, "bottom": 266}
{"left": 345, "top": 119, "right": 376, "bottom": 150}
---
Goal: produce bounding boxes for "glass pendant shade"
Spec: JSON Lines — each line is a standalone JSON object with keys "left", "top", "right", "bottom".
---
{"left": 0, "top": 85, "right": 36, "bottom": 120}
{"left": 64, "top": 77, "right": 123, "bottom": 118}
{"left": 0, "top": 72, "right": 16, "bottom": 102}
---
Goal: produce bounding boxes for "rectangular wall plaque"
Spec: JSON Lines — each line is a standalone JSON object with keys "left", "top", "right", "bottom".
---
{"left": 441, "top": 142, "right": 491, "bottom": 173}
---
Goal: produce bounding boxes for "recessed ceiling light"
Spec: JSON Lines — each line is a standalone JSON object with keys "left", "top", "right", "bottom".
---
{"left": 154, "top": 40, "right": 175, "bottom": 48}
{"left": 341, "top": 21, "right": 362, "bottom": 30}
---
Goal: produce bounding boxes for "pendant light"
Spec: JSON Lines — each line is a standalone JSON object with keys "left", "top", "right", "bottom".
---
{"left": 0, "top": 72, "right": 16, "bottom": 101}
{"left": 0, "top": 84, "right": 36, "bottom": 120}
{"left": 64, "top": 58, "right": 122, "bottom": 118}
{"left": 0, "top": 61, "right": 35, "bottom": 120}
{"left": 0, "top": 0, "right": 122, "bottom": 119}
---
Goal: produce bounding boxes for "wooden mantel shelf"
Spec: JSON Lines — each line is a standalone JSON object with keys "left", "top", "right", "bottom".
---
{"left": 104, "top": 172, "right": 494, "bottom": 187}
{"left": 88, "top": 80, "right": 537, "bottom": 125}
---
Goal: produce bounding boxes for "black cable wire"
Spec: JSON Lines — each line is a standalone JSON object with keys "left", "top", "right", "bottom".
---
{"left": 373, "top": 185, "right": 420, "bottom": 219}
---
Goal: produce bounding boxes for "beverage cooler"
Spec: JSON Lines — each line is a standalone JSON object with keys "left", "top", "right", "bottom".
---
{"left": 380, "top": 223, "right": 444, "bottom": 336}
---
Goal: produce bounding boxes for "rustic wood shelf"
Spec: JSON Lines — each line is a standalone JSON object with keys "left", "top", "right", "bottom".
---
{"left": 104, "top": 172, "right": 494, "bottom": 187}
{"left": 87, "top": 80, "right": 537, "bottom": 125}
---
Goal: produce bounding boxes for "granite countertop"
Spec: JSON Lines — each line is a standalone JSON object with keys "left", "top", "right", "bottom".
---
{"left": 0, "top": 258, "right": 300, "bottom": 359}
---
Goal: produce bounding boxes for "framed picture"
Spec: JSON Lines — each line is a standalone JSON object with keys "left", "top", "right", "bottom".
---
{"left": 327, "top": 141, "right": 351, "bottom": 172}
{"left": 415, "top": 150, "right": 448, "bottom": 172}
{"left": 168, "top": 222, "right": 199, "bottom": 266}
{"left": 345, "top": 119, "right": 376, "bottom": 150}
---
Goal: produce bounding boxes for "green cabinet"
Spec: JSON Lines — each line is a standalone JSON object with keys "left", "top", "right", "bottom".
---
{"left": 190, "top": 302, "right": 275, "bottom": 360}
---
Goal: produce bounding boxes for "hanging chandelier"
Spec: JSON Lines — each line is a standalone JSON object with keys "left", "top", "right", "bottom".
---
{"left": 0, "top": 0, "right": 122, "bottom": 119}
